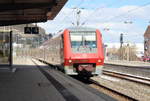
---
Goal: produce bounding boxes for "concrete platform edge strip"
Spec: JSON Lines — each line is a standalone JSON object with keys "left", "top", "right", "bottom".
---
{"left": 32, "top": 59, "right": 80, "bottom": 101}
{"left": 32, "top": 59, "right": 116, "bottom": 101}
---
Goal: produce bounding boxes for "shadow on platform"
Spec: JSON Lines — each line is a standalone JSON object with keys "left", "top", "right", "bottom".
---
{"left": 0, "top": 65, "right": 57, "bottom": 101}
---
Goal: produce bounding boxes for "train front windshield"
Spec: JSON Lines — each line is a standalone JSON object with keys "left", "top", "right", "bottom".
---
{"left": 70, "top": 31, "right": 97, "bottom": 53}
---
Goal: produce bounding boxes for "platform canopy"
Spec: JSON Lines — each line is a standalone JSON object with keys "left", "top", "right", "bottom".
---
{"left": 0, "top": 0, "right": 67, "bottom": 26}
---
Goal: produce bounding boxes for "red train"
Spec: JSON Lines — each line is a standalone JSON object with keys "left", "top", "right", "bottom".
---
{"left": 36, "top": 27, "right": 104, "bottom": 77}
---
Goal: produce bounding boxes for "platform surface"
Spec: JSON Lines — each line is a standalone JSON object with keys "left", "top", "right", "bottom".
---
{"left": 0, "top": 59, "right": 116, "bottom": 101}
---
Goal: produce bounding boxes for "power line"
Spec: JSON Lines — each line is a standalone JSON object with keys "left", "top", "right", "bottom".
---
{"left": 102, "top": 1, "right": 150, "bottom": 33}
{"left": 81, "top": 1, "right": 123, "bottom": 26}
{"left": 53, "top": 0, "right": 86, "bottom": 32}
{"left": 81, "top": 1, "right": 150, "bottom": 31}
{"left": 81, "top": 6, "right": 109, "bottom": 26}
{"left": 42, "top": 0, "right": 86, "bottom": 33}
{"left": 105, "top": 1, "right": 150, "bottom": 23}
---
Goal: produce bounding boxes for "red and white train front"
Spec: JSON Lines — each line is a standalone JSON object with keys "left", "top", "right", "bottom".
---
{"left": 63, "top": 28, "right": 104, "bottom": 76}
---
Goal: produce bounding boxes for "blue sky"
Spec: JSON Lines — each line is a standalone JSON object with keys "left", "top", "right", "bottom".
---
{"left": 66, "top": 0, "right": 150, "bottom": 8}
{"left": 38, "top": 0, "right": 150, "bottom": 44}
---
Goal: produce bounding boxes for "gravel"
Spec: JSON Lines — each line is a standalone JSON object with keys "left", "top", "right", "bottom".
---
{"left": 91, "top": 75, "right": 150, "bottom": 101}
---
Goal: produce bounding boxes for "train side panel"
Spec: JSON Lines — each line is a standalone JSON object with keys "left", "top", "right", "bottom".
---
{"left": 40, "top": 35, "right": 63, "bottom": 66}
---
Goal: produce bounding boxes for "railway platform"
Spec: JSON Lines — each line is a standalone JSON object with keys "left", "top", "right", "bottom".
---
{"left": 0, "top": 58, "right": 116, "bottom": 101}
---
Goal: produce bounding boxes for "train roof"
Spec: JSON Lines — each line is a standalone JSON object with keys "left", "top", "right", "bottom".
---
{"left": 47, "top": 27, "right": 98, "bottom": 40}
{"left": 67, "top": 27, "right": 97, "bottom": 32}
{"left": 39, "top": 27, "right": 98, "bottom": 48}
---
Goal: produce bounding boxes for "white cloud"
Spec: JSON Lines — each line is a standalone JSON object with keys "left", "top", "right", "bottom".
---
{"left": 38, "top": 5, "right": 150, "bottom": 43}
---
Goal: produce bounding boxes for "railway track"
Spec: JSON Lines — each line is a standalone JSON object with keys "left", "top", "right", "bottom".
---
{"left": 104, "top": 63, "right": 150, "bottom": 70}
{"left": 34, "top": 59, "right": 149, "bottom": 100}
{"left": 32, "top": 59, "right": 118, "bottom": 101}
{"left": 102, "top": 70, "right": 150, "bottom": 86}
{"left": 89, "top": 64, "right": 150, "bottom": 101}
{"left": 71, "top": 75, "right": 137, "bottom": 101}
{"left": 104, "top": 63, "right": 150, "bottom": 85}
{"left": 89, "top": 79, "right": 138, "bottom": 101}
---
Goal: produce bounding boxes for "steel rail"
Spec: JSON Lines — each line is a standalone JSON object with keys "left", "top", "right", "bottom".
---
{"left": 104, "top": 63, "right": 150, "bottom": 69}
{"left": 102, "top": 70, "right": 150, "bottom": 86}
{"left": 89, "top": 79, "right": 138, "bottom": 101}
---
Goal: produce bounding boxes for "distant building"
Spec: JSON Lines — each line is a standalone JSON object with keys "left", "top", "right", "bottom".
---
{"left": 144, "top": 25, "right": 150, "bottom": 57}
{"left": 104, "top": 43, "right": 144, "bottom": 60}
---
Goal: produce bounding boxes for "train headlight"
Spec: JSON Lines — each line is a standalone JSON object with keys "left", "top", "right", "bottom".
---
{"left": 69, "top": 60, "right": 72, "bottom": 63}
{"left": 98, "top": 60, "right": 101, "bottom": 62}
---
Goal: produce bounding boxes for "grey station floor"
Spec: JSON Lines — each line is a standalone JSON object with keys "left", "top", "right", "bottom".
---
{"left": 0, "top": 59, "right": 116, "bottom": 101}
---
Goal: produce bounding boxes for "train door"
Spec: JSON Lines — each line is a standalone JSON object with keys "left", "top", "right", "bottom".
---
{"left": 0, "top": 31, "right": 12, "bottom": 67}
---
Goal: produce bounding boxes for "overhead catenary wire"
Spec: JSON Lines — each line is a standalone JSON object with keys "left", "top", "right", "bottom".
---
{"left": 103, "top": 1, "right": 150, "bottom": 30}
{"left": 49, "top": 1, "right": 150, "bottom": 36}
{"left": 80, "top": 1, "right": 150, "bottom": 31}
{"left": 53, "top": 0, "right": 86, "bottom": 32}
{"left": 81, "top": 4, "right": 116, "bottom": 26}
{"left": 41, "top": 0, "right": 86, "bottom": 34}
{"left": 109, "top": 3, "right": 150, "bottom": 22}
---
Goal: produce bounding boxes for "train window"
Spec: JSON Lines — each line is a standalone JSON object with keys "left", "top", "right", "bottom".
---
{"left": 70, "top": 31, "right": 97, "bottom": 53}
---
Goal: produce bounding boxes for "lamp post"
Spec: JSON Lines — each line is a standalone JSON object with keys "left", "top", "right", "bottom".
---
{"left": 120, "top": 33, "right": 124, "bottom": 60}
{"left": 120, "top": 33, "right": 123, "bottom": 48}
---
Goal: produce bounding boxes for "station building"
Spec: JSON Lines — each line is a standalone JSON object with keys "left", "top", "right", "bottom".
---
{"left": 144, "top": 25, "right": 150, "bottom": 57}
